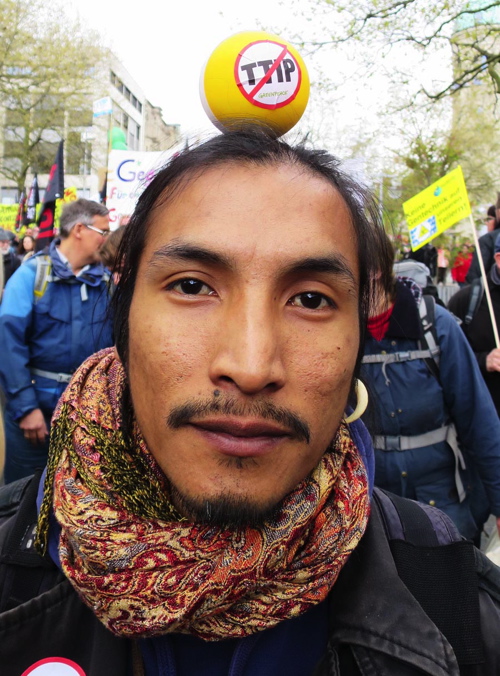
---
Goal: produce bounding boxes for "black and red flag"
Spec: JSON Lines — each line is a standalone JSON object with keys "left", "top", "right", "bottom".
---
{"left": 36, "top": 140, "right": 64, "bottom": 251}
{"left": 24, "top": 173, "right": 40, "bottom": 225}
{"left": 15, "top": 189, "right": 26, "bottom": 231}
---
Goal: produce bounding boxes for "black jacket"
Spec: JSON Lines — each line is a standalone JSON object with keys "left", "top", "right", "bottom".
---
{"left": 448, "top": 274, "right": 500, "bottom": 415}
{"left": 1, "top": 476, "right": 500, "bottom": 676}
{"left": 466, "top": 228, "right": 500, "bottom": 284}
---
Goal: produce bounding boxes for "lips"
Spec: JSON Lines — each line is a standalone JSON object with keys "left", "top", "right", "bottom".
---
{"left": 189, "top": 418, "right": 291, "bottom": 457}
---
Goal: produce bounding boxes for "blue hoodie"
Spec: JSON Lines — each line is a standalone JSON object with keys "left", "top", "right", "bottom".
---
{"left": 0, "top": 239, "right": 113, "bottom": 420}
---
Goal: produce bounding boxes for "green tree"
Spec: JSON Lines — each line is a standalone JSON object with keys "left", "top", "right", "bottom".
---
{"left": 286, "top": 0, "right": 500, "bottom": 104}
{"left": 0, "top": 0, "right": 107, "bottom": 191}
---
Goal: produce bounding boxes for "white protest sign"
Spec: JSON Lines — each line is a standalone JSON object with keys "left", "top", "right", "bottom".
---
{"left": 93, "top": 96, "right": 113, "bottom": 118}
{"left": 106, "top": 146, "right": 183, "bottom": 226}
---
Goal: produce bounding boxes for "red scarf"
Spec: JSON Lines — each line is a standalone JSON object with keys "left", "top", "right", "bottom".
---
{"left": 38, "top": 348, "right": 370, "bottom": 640}
{"left": 367, "top": 304, "right": 394, "bottom": 341}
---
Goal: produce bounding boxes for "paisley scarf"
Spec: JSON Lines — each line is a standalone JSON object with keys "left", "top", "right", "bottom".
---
{"left": 36, "top": 348, "right": 370, "bottom": 640}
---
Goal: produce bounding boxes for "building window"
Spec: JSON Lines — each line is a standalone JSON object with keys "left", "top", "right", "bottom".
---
{"left": 1, "top": 187, "right": 19, "bottom": 205}
{"left": 128, "top": 121, "right": 141, "bottom": 150}
{"left": 110, "top": 73, "right": 143, "bottom": 112}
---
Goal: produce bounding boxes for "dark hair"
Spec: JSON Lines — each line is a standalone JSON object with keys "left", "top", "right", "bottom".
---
{"left": 112, "top": 126, "right": 385, "bottom": 377}
{"left": 99, "top": 225, "right": 126, "bottom": 270}
{"left": 17, "top": 235, "right": 34, "bottom": 255}
{"left": 59, "top": 198, "right": 109, "bottom": 238}
{"left": 375, "top": 228, "right": 396, "bottom": 299}
{"left": 487, "top": 205, "right": 500, "bottom": 230}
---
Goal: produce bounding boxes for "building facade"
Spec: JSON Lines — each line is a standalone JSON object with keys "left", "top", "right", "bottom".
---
{"left": 0, "top": 54, "right": 181, "bottom": 206}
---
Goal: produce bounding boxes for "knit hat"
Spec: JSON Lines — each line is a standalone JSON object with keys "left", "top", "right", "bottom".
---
{"left": 0, "top": 229, "right": 10, "bottom": 242}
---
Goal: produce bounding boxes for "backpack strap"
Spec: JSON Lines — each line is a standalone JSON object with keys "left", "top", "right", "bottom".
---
{"left": 361, "top": 347, "right": 440, "bottom": 386}
{"left": 465, "top": 278, "right": 484, "bottom": 325}
{"left": 33, "top": 255, "right": 52, "bottom": 303}
{"left": 372, "top": 488, "right": 484, "bottom": 666}
{"left": 361, "top": 294, "right": 441, "bottom": 385}
{"left": 418, "top": 294, "right": 441, "bottom": 379}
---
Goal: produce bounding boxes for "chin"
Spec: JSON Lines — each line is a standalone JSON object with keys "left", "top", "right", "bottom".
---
{"left": 167, "top": 480, "right": 282, "bottom": 529}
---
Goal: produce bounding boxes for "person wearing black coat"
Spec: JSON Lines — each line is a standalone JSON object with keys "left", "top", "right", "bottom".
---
{"left": 466, "top": 205, "right": 500, "bottom": 283}
{"left": 448, "top": 236, "right": 500, "bottom": 415}
{"left": 0, "top": 229, "right": 20, "bottom": 295}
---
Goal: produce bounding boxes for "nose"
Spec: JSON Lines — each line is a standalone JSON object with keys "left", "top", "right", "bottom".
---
{"left": 209, "top": 294, "right": 286, "bottom": 395}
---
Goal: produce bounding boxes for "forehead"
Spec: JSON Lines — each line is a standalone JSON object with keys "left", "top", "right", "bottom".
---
{"left": 142, "top": 163, "right": 358, "bottom": 278}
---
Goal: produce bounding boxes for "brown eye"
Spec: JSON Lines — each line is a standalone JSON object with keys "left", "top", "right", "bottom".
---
{"left": 167, "top": 278, "right": 215, "bottom": 295}
{"left": 289, "top": 292, "right": 334, "bottom": 310}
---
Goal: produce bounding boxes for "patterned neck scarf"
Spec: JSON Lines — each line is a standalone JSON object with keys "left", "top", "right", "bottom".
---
{"left": 36, "top": 348, "right": 370, "bottom": 640}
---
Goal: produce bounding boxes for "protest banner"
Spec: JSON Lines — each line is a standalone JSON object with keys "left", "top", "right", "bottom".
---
{"left": 403, "top": 166, "right": 499, "bottom": 348}
{"left": 0, "top": 205, "right": 18, "bottom": 231}
{"left": 106, "top": 146, "right": 183, "bottom": 226}
{"left": 402, "top": 166, "right": 471, "bottom": 251}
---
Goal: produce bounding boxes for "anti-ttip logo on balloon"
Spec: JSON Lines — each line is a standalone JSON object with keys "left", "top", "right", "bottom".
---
{"left": 235, "top": 40, "right": 301, "bottom": 110}
{"left": 200, "top": 31, "right": 310, "bottom": 136}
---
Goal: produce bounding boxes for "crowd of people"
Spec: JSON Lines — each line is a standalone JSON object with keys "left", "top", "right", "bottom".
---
{"left": 0, "top": 129, "right": 499, "bottom": 674}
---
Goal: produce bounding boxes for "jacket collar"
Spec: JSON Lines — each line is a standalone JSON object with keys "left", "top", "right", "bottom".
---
{"left": 327, "top": 500, "right": 459, "bottom": 676}
{"left": 48, "top": 239, "right": 107, "bottom": 287}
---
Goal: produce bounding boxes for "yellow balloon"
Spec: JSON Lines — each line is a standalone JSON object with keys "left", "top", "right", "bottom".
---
{"left": 200, "top": 31, "right": 310, "bottom": 136}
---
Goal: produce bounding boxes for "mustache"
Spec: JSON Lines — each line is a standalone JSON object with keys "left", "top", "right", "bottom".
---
{"left": 166, "top": 396, "right": 311, "bottom": 443}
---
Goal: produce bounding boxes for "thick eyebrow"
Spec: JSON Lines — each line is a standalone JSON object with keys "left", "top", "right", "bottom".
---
{"left": 147, "top": 242, "right": 356, "bottom": 287}
{"left": 281, "top": 255, "right": 357, "bottom": 287}
{"left": 147, "top": 241, "right": 234, "bottom": 273}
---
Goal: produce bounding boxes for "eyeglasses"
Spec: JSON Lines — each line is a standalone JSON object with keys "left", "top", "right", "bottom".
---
{"left": 84, "top": 223, "right": 110, "bottom": 237}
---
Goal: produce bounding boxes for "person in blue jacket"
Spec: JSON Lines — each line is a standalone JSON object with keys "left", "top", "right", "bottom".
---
{"left": 361, "top": 232, "right": 500, "bottom": 541}
{"left": 0, "top": 199, "right": 114, "bottom": 483}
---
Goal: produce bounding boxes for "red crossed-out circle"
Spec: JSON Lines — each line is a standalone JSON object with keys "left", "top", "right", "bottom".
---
{"left": 234, "top": 40, "right": 302, "bottom": 110}
{"left": 22, "top": 657, "right": 86, "bottom": 676}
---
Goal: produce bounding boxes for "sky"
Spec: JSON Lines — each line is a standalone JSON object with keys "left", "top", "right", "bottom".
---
{"left": 72, "top": 0, "right": 292, "bottom": 137}
{"left": 70, "top": 0, "right": 453, "bottom": 175}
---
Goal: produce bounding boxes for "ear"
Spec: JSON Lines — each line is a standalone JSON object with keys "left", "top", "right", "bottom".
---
{"left": 72, "top": 222, "right": 84, "bottom": 239}
{"left": 494, "top": 252, "right": 500, "bottom": 269}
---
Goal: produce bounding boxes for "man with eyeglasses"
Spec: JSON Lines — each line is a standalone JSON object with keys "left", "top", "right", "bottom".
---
{"left": 0, "top": 199, "right": 114, "bottom": 483}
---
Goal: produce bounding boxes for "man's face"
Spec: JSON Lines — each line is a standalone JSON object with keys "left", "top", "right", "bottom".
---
{"left": 127, "top": 163, "right": 360, "bottom": 524}
{"left": 486, "top": 215, "right": 496, "bottom": 232}
{"left": 78, "top": 214, "right": 110, "bottom": 264}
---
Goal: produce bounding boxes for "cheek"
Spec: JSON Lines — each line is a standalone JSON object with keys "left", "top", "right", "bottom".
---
{"left": 295, "top": 349, "right": 354, "bottom": 401}
{"left": 289, "top": 326, "right": 359, "bottom": 401}
{"left": 128, "top": 300, "right": 212, "bottom": 393}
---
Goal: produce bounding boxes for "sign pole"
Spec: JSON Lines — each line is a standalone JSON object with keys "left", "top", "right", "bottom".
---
{"left": 469, "top": 214, "right": 500, "bottom": 348}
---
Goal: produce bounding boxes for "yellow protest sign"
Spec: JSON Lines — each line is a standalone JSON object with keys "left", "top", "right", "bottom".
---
{"left": 0, "top": 205, "right": 18, "bottom": 231}
{"left": 403, "top": 166, "right": 471, "bottom": 251}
